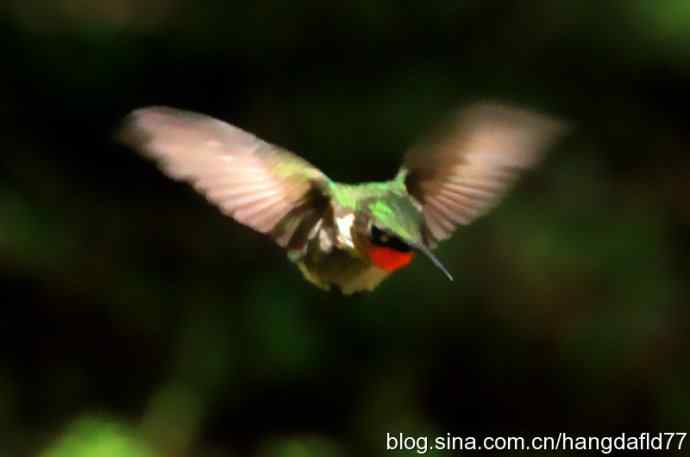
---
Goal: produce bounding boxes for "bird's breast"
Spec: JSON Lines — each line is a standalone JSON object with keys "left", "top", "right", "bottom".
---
{"left": 333, "top": 212, "right": 356, "bottom": 249}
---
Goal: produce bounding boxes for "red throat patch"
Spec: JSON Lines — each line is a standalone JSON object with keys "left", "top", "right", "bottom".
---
{"left": 368, "top": 245, "right": 415, "bottom": 271}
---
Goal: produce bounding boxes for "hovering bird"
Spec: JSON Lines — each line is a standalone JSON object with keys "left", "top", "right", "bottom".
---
{"left": 119, "top": 103, "right": 564, "bottom": 294}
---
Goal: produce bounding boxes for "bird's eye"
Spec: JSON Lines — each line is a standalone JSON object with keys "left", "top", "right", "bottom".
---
{"left": 370, "top": 225, "right": 412, "bottom": 252}
{"left": 371, "top": 225, "right": 389, "bottom": 244}
{"left": 371, "top": 225, "right": 384, "bottom": 243}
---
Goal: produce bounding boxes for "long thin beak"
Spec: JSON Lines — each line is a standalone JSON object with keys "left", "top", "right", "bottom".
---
{"left": 415, "top": 243, "right": 454, "bottom": 281}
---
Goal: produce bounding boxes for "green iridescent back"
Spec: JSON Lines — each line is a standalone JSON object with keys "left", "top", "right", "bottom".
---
{"left": 327, "top": 178, "right": 425, "bottom": 245}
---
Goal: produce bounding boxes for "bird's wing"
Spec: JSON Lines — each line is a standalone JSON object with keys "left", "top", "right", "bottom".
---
{"left": 119, "top": 106, "right": 330, "bottom": 248}
{"left": 401, "top": 103, "right": 566, "bottom": 246}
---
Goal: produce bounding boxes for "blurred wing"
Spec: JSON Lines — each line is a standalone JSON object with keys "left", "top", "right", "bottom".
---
{"left": 403, "top": 103, "right": 566, "bottom": 246}
{"left": 119, "top": 106, "right": 330, "bottom": 247}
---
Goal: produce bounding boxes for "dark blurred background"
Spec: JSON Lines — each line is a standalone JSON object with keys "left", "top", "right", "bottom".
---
{"left": 2, "top": 0, "right": 690, "bottom": 456}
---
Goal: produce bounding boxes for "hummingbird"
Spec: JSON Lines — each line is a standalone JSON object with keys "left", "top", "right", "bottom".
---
{"left": 119, "top": 103, "right": 564, "bottom": 294}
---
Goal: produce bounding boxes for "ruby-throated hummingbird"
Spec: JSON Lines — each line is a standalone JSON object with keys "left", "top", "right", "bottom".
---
{"left": 119, "top": 103, "right": 564, "bottom": 294}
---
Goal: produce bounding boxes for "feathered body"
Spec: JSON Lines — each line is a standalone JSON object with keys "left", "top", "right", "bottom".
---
{"left": 119, "top": 103, "right": 565, "bottom": 293}
{"left": 289, "top": 179, "right": 424, "bottom": 293}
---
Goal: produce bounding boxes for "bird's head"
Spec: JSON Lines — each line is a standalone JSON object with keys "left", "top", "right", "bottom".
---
{"left": 363, "top": 195, "right": 453, "bottom": 281}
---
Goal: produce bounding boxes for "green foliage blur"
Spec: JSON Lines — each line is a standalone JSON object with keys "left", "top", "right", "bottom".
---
{"left": 2, "top": 0, "right": 690, "bottom": 456}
